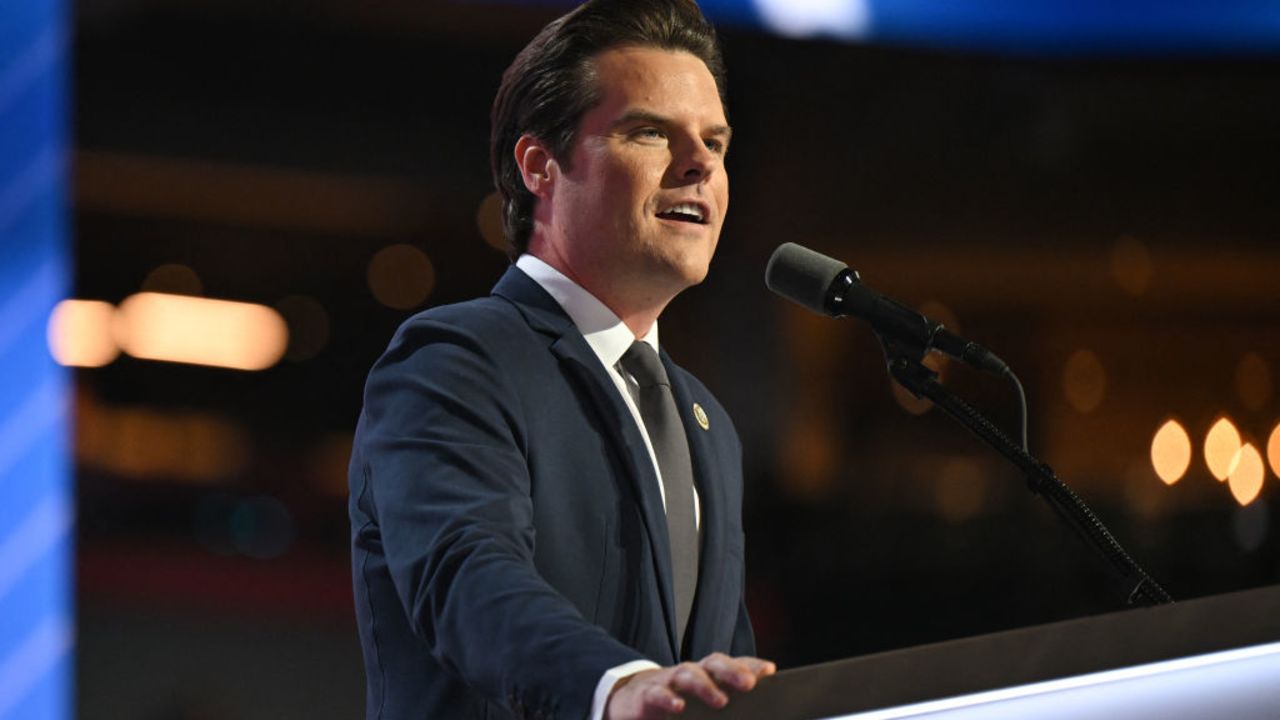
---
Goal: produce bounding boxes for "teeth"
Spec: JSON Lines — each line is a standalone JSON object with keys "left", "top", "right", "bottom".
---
{"left": 661, "top": 203, "right": 704, "bottom": 222}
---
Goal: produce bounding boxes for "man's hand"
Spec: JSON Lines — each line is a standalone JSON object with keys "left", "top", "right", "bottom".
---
{"left": 605, "top": 653, "right": 776, "bottom": 719}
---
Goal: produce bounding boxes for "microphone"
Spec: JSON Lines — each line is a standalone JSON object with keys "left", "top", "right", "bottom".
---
{"left": 765, "top": 242, "right": 1009, "bottom": 376}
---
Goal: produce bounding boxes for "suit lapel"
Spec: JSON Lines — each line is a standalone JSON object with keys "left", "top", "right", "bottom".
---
{"left": 663, "top": 351, "right": 729, "bottom": 660}
{"left": 492, "top": 267, "right": 682, "bottom": 661}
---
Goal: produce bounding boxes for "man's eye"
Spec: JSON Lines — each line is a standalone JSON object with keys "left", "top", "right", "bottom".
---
{"left": 704, "top": 139, "right": 726, "bottom": 154}
{"left": 633, "top": 128, "right": 665, "bottom": 140}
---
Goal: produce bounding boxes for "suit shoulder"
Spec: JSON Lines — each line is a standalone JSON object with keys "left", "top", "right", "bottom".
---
{"left": 358, "top": 295, "right": 539, "bottom": 447}
{"left": 361, "top": 295, "right": 547, "bottom": 399}
{"left": 378, "top": 295, "right": 544, "bottom": 357}
{"left": 397, "top": 295, "right": 528, "bottom": 339}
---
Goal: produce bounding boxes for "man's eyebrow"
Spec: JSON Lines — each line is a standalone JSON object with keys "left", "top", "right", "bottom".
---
{"left": 611, "top": 110, "right": 733, "bottom": 140}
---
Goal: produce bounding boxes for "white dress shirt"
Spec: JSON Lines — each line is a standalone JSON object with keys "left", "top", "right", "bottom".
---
{"left": 515, "top": 253, "right": 699, "bottom": 720}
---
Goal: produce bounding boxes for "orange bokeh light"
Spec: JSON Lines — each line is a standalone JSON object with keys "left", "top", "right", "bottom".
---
{"left": 47, "top": 299, "right": 120, "bottom": 367}
{"left": 114, "top": 292, "right": 288, "bottom": 371}
{"left": 1227, "top": 443, "right": 1265, "bottom": 506}
{"left": 1150, "top": 419, "right": 1191, "bottom": 485}
{"left": 367, "top": 244, "right": 435, "bottom": 310}
{"left": 1062, "top": 349, "right": 1106, "bottom": 414}
{"left": 1203, "top": 417, "right": 1242, "bottom": 482}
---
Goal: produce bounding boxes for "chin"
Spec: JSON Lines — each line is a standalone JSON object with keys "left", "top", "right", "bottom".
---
{"left": 640, "top": 235, "right": 717, "bottom": 289}
{"left": 671, "top": 255, "right": 713, "bottom": 288}
{"left": 638, "top": 257, "right": 706, "bottom": 295}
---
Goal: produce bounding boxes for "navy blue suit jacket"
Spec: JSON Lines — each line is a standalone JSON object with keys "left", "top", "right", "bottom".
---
{"left": 349, "top": 266, "right": 754, "bottom": 720}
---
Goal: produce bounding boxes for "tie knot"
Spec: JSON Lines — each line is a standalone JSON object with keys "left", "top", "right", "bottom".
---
{"left": 620, "top": 341, "right": 669, "bottom": 388}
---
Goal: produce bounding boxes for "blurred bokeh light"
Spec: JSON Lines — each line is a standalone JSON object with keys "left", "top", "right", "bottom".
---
{"left": 1234, "top": 353, "right": 1272, "bottom": 411}
{"left": 1063, "top": 349, "right": 1106, "bottom": 414}
{"left": 753, "top": 0, "right": 870, "bottom": 40}
{"left": 366, "top": 244, "right": 436, "bottom": 310}
{"left": 141, "top": 263, "right": 203, "bottom": 296}
{"left": 113, "top": 292, "right": 288, "bottom": 370}
{"left": 77, "top": 393, "right": 251, "bottom": 484}
{"left": 1227, "top": 443, "right": 1265, "bottom": 507}
{"left": 1109, "top": 235, "right": 1153, "bottom": 296}
{"left": 1150, "top": 419, "right": 1191, "bottom": 486}
{"left": 1204, "top": 417, "right": 1243, "bottom": 482}
{"left": 933, "top": 457, "right": 989, "bottom": 523}
{"left": 46, "top": 299, "right": 119, "bottom": 368}
{"left": 229, "top": 496, "right": 295, "bottom": 560}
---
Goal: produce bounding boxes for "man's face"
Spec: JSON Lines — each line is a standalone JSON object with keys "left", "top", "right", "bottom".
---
{"left": 549, "top": 46, "right": 730, "bottom": 302}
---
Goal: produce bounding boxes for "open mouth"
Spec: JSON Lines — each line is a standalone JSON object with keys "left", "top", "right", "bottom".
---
{"left": 656, "top": 202, "right": 708, "bottom": 225}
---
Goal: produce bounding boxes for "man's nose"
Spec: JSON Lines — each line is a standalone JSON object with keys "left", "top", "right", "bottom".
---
{"left": 675, "top": 138, "right": 718, "bottom": 183}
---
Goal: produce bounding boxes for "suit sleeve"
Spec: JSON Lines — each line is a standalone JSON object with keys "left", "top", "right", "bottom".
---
{"left": 727, "top": 425, "right": 757, "bottom": 658}
{"left": 730, "top": 592, "right": 757, "bottom": 657}
{"left": 356, "top": 316, "right": 644, "bottom": 719}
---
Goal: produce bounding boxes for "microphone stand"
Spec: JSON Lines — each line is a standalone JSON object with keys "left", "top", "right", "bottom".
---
{"left": 882, "top": 343, "right": 1174, "bottom": 607}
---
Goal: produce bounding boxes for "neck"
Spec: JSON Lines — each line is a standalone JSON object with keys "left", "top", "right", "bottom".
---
{"left": 526, "top": 240, "right": 670, "bottom": 340}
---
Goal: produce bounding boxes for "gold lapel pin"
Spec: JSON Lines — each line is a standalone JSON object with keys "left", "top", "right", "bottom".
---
{"left": 692, "top": 402, "right": 710, "bottom": 431}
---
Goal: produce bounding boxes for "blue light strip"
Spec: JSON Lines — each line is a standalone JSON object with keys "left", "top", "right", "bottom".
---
{"left": 866, "top": 0, "right": 1280, "bottom": 55}
{"left": 0, "top": 1, "right": 73, "bottom": 719}
{"left": 473, "top": 0, "right": 1280, "bottom": 55}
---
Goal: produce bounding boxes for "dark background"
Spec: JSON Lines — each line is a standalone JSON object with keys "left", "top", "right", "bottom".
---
{"left": 71, "top": 2, "right": 1280, "bottom": 717}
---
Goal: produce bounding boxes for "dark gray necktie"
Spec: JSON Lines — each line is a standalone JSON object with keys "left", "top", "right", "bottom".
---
{"left": 619, "top": 341, "right": 699, "bottom": 648}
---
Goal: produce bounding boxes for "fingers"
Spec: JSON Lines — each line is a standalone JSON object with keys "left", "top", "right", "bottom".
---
{"left": 697, "top": 653, "right": 777, "bottom": 693}
{"left": 607, "top": 669, "right": 686, "bottom": 720}
{"left": 609, "top": 664, "right": 718, "bottom": 719}
{"left": 738, "top": 656, "right": 778, "bottom": 678}
{"left": 670, "top": 661, "right": 729, "bottom": 709}
{"left": 640, "top": 679, "right": 685, "bottom": 715}
{"left": 606, "top": 656, "right": 779, "bottom": 720}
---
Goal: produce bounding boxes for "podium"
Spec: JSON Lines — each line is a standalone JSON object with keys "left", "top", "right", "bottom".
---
{"left": 687, "top": 584, "right": 1280, "bottom": 719}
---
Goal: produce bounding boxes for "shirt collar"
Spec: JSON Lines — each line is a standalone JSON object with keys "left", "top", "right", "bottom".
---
{"left": 515, "top": 253, "right": 659, "bottom": 367}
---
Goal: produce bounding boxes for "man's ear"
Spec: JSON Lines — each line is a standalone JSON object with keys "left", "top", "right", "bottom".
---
{"left": 514, "top": 134, "right": 558, "bottom": 199}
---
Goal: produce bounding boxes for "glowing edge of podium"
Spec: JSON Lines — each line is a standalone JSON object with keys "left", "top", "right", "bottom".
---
{"left": 828, "top": 640, "right": 1280, "bottom": 719}
{"left": 681, "top": 584, "right": 1280, "bottom": 720}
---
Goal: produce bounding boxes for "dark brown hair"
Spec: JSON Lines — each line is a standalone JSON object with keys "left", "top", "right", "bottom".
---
{"left": 489, "top": 0, "right": 726, "bottom": 257}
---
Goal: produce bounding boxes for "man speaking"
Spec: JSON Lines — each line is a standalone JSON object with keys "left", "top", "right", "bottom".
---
{"left": 348, "top": 1, "right": 773, "bottom": 717}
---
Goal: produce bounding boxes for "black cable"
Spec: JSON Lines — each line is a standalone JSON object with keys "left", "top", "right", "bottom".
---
{"left": 1006, "top": 368, "right": 1030, "bottom": 453}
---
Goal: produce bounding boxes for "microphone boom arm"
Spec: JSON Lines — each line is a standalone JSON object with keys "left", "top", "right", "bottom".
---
{"left": 884, "top": 349, "right": 1173, "bottom": 607}
{"left": 765, "top": 241, "right": 1170, "bottom": 606}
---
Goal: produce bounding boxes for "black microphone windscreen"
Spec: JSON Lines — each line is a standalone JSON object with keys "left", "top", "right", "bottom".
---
{"left": 765, "top": 243, "right": 848, "bottom": 316}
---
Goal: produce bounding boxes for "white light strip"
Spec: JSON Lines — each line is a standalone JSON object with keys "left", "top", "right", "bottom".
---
{"left": 827, "top": 640, "right": 1280, "bottom": 720}
{"left": 0, "top": 26, "right": 63, "bottom": 116}
{"left": 0, "top": 615, "right": 73, "bottom": 719}
{"left": 0, "top": 143, "right": 59, "bottom": 232}
{"left": 0, "top": 493, "right": 72, "bottom": 604}
{"left": 0, "top": 378, "right": 65, "bottom": 479}
{"left": 0, "top": 258, "right": 59, "bottom": 362}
